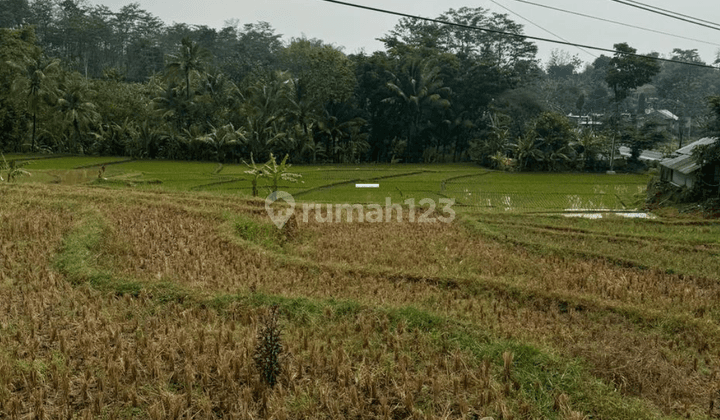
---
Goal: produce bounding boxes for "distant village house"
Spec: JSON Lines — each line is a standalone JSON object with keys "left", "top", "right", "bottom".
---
{"left": 660, "top": 137, "right": 719, "bottom": 189}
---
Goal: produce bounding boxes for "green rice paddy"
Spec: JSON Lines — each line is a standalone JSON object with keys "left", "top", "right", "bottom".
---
{"left": 6, "top": 156, "right": 652, "bottom": 211}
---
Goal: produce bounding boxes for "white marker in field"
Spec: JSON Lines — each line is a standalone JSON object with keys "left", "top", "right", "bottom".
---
{"left": 356, "top": 184, "right": 379, "bottom": 188}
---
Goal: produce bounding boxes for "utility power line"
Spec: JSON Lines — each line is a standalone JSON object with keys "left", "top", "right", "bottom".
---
{"left": 490, "top": 0, "right": 598, "bottom": 58}
{"left": 510, "top": 0, "right": 720, "bottom": 48}
{"left": 608, "top": 0, "right": 720, "bottom": 32}
{"left": 621, "top": 0, "right": 720, "bottom": 29}
{"left": 318, "top": 0, "right": 718, "bottom": 69}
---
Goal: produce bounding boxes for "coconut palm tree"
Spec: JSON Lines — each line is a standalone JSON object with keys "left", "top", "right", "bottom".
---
{"left": 9, "top": 56, "right": 60, "bottom": 151}
{"left": 317, "top": 109, "right": 368, "bottom": 163}
{"left": 285, "top": 77, "right": 321, "bottom": 162}
{"left": 56, "top": 77, "right": 100, "bottom": 154}
{"left": 383, "top": 58, "right": 451, "bottom": 161}
{"left": 152, "top": 81, "right": 190, "bottom": 132}
{"left": 239, "top": 71, "right": 294, "bottom": 160}
{"left": 196, "top": 69, "right": 240, "bottom": 130}
{"left": 133, "top": 120, "right": 168, "bottom": 159}
{"left": 202, "top": 123, "right": 247, "bottom": 162}
{"left": 164, "top": 36, "right": 212, "bottom": 101}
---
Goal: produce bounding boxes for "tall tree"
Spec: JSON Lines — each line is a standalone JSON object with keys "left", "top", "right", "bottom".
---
{"left": 606, "top": 43, "right": 661, "bottom": 104}
{"left": 221, "top": 21, "right": 282, "bottom": 84}
{"left": 281, "top": 37, "right": 356, "bottom": 107}
{"left": 439, "top": 7, "right": 538, "bottom": 80}
{"left": 0, "top": 25, "right": 40, "bottom": 151}
{"left": 0, "top": 0, "right": 31, "bottom": 28}
{"left": 654, "top": 49, "right": 710, "bottom": 146}
{"left": 605, "top": 43, "right": 661, "bottom": 170}
{"left": 164, "top": 36, "right": 212, "bottom": 100}
{"left": 56, "top": 75, "right": 100, "bottom": 153}
{"left": 546, "top": 49, "right": 581, "bottom": 79}
{"left": 125, "top": 37, "right": 163, "bottom": 82}
{"left": 9, "top": 56, "right": 60, "bottom": 151}
{"left": 383, "top": 57, "right": 451, "bottom": 162}
{"left": 381, "top": 6, "right": 539, "bottom": 76}
{"left": 27, "top": 0, "right": 57, "bottom": 50}
{"left": 112, "top": 3, "right": 162, "bottom": 73}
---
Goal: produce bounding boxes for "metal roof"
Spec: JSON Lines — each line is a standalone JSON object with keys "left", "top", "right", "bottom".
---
{"left": 661, "top": 154, "right": 699, "bottom": 174}
{"left": 675, "top": 137, "right": 717, "bottom": 155}
{"left": 656, "top": 109, "right": 678, "bottom": 121}
{"left": 660, "top": 137, "right": 717, "bottom": 175}
{"left": 660, "top": 137, "right": 718, "bottom": 174}
{"left": 644, "top": 108, "right": 678, "bottom": 120}
{"left": 618, "top": 146, "right": 663, "bottom": 161}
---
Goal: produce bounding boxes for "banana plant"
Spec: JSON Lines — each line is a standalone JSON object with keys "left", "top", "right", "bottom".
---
{"left": 262, "top": 153, "right": 303, "bottom": 193}
{"left": 243, "top": 153, "right": 303, "bottom": 197}
{"left": 243, "top": 153, "right": 264, "bottom": 197}
{"left": 0, "top": 154, "right": 31, "bottom": 182}
{"left": 509, "top": 134, "right": 545, "bottom": 171}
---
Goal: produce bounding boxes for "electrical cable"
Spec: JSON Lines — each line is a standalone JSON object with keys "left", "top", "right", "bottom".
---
{"left": 608, "top": 0, "right": 720, "bottom": 32}
{"left": 318, "top": 0, "right": 718, "bottom": 69}
{"left": 510, "top": 0, "right": 720, "bottom": 47}
{"left": 622, "top": 0, "right": 720, "bottom": 29}
{"left": 489, "top": 0, "right": 598, "bottom": 58}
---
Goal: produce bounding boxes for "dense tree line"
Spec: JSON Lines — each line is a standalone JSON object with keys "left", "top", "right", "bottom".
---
{"left": 2, "top": 0, "right": 720, "bottom": 168}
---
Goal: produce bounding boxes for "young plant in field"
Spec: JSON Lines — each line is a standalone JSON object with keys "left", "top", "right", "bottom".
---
{"left": 243, "top": 153, "right": 264, "bottom": 197}
{"left": 0, "top": 154, "right": 31, "bottom": 182}
{"left": 244, "top": 153, "right": 303, "bottom": 196}
{"left": 263, "top": 153, "right": 302, "bottom": 193}
{"left": 254, "top": 305, "right": 283, "bottom": 388}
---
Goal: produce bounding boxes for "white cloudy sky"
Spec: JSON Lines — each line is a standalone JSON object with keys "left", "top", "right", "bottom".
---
{"left": 88, "top": 0, "right": 720, "bottom": 66}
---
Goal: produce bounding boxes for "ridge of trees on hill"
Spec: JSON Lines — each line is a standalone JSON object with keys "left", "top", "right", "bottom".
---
{"left": 1, "top": 0, "right": 720, "bottom": 168}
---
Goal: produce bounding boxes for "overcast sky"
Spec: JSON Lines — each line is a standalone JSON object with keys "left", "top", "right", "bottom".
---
{"left": 87, "top": 0, "right": 720, "bottom": 66}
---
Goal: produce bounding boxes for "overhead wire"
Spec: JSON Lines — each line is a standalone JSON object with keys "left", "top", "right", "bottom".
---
{"left": 318, "top": 0, "right": 719, "bottom": 69}
{"left": 489, "top": 0, "right": 598, "bottom": 58}
{"left": 620, "top": 0, "right": 720, "bottom": 29}
{"left": 509, "top": 0, "right": 720, "bottom": 48}
{"left": 607, "top": 0, "right": 720, "bottom": 32}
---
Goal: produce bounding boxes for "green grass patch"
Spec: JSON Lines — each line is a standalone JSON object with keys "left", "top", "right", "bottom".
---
{"left": 232, "top": 213, "right": 284, "bottom": 250}
{"left": 53, "top": 209, "right": 108, "bottom": 286}
{"left": 53, "top": 209, "right": 190, "bottom": 304}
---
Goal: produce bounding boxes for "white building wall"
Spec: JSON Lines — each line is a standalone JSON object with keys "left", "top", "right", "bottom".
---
{"left": 671, "top": 171, "right": 693, "bottom": 188}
